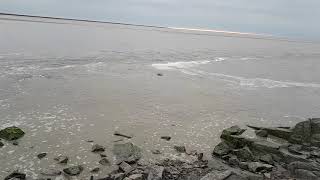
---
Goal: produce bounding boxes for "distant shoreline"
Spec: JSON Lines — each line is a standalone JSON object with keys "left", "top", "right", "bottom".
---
{"left": 0, "top": 12, "right": 315, "bottom": 43}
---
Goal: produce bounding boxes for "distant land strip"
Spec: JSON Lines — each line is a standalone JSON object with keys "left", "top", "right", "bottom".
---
{"left": 0, "top": 12, "right": 315, "bottom": 43}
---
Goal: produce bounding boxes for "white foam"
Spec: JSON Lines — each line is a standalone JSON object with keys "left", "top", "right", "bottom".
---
{"left": 152, "top": 60, "right": 211, "bottom": 71}
{"left": 151, "top": 60, "right": 320, "bottom": 89}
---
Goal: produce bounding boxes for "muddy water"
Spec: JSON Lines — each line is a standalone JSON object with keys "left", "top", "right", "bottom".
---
{"left": 1, "top": 15, "right": 320, "bottom": 179}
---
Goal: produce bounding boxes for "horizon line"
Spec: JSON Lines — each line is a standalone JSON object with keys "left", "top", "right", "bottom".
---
{"left": 0, "top": 12, "right": 315, "bottom": 43}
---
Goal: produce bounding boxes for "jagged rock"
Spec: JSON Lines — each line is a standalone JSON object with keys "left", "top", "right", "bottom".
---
{"left": 288, "top": 144, "right": 303, "bottom": 155}
{"left": 4, "top": 171, "right": 26, "bottom": 180}
{"left": 293, "top": 169, "right": 318, "bottom": 180}
{"left": 212, "top": 141, "right": 231, "bottom": 156}
{"left": 127, "top": 174, "right": 143, "bottom": 180}
{"left": 221, "top": 126, "right": 246, "bottom": 137}
{"left": 290, "top": 119, "right": 312, "bottom": 145}
{"left": 174, "top": 145, "right": 186, "bottom": 153}
{"left": 113, "top": 142, "right": 142, "bottom": 163}
{"left": 259, "top": 154, "right": 274, "bottom": 165}
{"left": 247, "top": 162, "right": 273, "bottom": 173}
{"left": 0, "top": 126, "right": 25, "bottom": 141}
{"left": 228, "top": 156, "right": 239, "bottom": 166}
{"left": 147, "top": 165, "right": 164, "bottom": 180}
{"left": 54, "top": 155, "right": 69, "bottom": 164}
{"left": 100, "top": 153, "right": 107, "bottom": 158}
{"left": 92, "top": 144, "right": 105, "bottom": 153}
{"left": 114, "top": 131, "right": 133, "bottom": 139}
{"left": 200, "top": 170, "right": 232, "bottom": 180}
{"left": 232, "top": 146, "right": 255, "bottom": 162}
{"left": 99, "top": 158, "right": 111, "bottom": 166}
{"left": 37, "top": 153, "right": 47, "bottom": 159}
{"left": 279, "top": 148, "right": 309, "bottom": 164}
{"left": 40, "top": 169, "right": 61, "bottom": 176}
{"left": 119, "top": 161, "right": 134, "bottom": 174}
{"left": 221, "top": 135, "right": 253, "bottom": 149}
{"left": 248, "top": 125, "right": 292, "bottom": 140}
{"left": 255, "top": 130, "right": 268, "bottom": 137}
{"left": 111, "top": 173, "right": 125, "bottom": 180}
{"left": 63, "top": 165, "right": 84, "bottom": 176}
{"left": 160, "top": 136, "right": 171, "bottom": 141}
{"left": 249, "top": 139, "right": 280, "bottom": 155}
{"left": 90, "top": 167, "right": 100, "bottom": 173}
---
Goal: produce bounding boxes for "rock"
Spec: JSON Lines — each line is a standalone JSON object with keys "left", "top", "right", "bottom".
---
{"left": 279, "top": 148, "right": 309, "bottom": 164}
{"left": 222, "top": 134, "right": 253, "bottom": 149}
{"left": 247, "top": 162, "right": 273, "bottom": 173}
{"left": 0, "top": 126, "right": 25, "bottom": 141}
{"left": 293, "top": 169, "right": 318, "bottom": 180}
{"left": 63, "top": 165, "right": 84, "bottom": 176}
{"left": 40, "top": 169, "right": 61, "bottom": 176}
{"left": 37, "top": 153, "right": 47, "bottom": 159}
{"left": 113, "top": 142, "right": 142, "bottom": 163}
{"left": 0, "top": 141, "right": 4, "bottom": 148}
{"left": 238, "top": 162, "right": 249, "bottom": 170}
{"left": 249, "top": 139, "right": 280, "bottom": 155}
{"left": 174, "top": 145, "right": 186, "bottom": 153}
{"left": 100, "top": 153, "right": 107, "bottom": 158}
{"left": 160, "top": 136, "right": 171, "bottom": 141}
{"left": 288, "top": 161, "right": 320, "bottom": 173}
{"left": 290, "top": 120, "right": 312, "bottom": 145}
{"left": 310, "top": 149, "right": 320, "bottom": 158}
{"left": 263, "top": 128, "right": 292, "bottom": 140}
{"left": 92, "top": 144, "right": 105, "bottom": 153}
{"left": 221, "top": 126, "right": 246, "bottom": 137}
{"left": 111, "top": 173, "right": 125, "bottom": 180}
{"left": 90, "top": 167, "right": 100, "bottom": 173}
{"left": 119, "top": 161, "right": 134, "bottom": 174}
{"left": 157, "top": 73, "right": 163, "bottom": 76}
{"left": 288, "top": 144, "right": 303, "bottom": 155}
{"left": 259, "top": 154, "right": 274, "bottom": 165}
{"left": 54, "top": 155, "right": 69, "bottom": 164}
{"left": 12, "top": 140, "right": 19, "bottom": 146}
{"left": 147, "top": 165, "right": 164, "bottom": 180}
{"left": 228, "top": 156, "right": 239, "bottom": 166}
{"left": 151, "top": 149, "right": 161, "bottom": 155}
{"left": 255, "top": 130, "right": 268, "bottom": 137}
{"left": 4, "top": 171, "right": 26, "bottom": 180}
{"left": 212, "top": 141, "right": 231, "bottom": 156}
{"left": 99, "top": 158, "right": 111, "bottom": 166}
{"left": 200, "top": 170, "right": 232, "bottom": 180}
{"left": 114, "top": 131, "right": 133, "bottom": 139}
{"left": 127, "top": 174, "right": 143, "bottom": 180}
{"left": 232, "top": 146, "right": 255, "bottom": 162}
{"left": 197, "top": 153, "right": 204, "bottom": 161}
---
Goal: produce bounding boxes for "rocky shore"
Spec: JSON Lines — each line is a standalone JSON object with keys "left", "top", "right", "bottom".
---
{"left": 2, "top": 118, "right": 320, "bottom": 180}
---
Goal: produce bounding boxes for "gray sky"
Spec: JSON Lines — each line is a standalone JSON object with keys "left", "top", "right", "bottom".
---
{"left": 1, "top": 0, "right": 319, "bottom": 40}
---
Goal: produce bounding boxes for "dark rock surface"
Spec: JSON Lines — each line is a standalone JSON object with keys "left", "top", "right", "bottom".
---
{"left": 160, "top": 136, "right": 171, "bottom": 141}
{"left": 37, "top": 152, "right": 47, "bottom": 159}
{"left": 4, "top": 171, "right": 26, "bottom": 180}
{"left": 113, "top": 142, "right": 142, "bottom": 163}
{"left": 114, "top": 131, "right": 133, "bottom": 139}
{"left": 54, "top": 155, "right": 69, "bottom": 164}
{"left": 63, "top": 165, "right": 84, "bottom": 176}
{"left": 0, "top": 126, "right": 25, "bottom": 141}
{"left": 92, "top": 144, "right": 106, "bottom": 153}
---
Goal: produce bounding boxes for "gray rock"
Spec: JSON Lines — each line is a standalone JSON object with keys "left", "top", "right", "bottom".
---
{"left": 279, "top": 148, "right": 309, "bottom": 164}
{"left": 310, "top": 149, "right": 320, "bottom": 158}
{"left": 63, "top": 165, "right": 84, "bottom": 176}
{"left": 293, "top": 169, "right": 318, "bottom": 180}
{"left": 4, "top": 171, "right": 26, "bottom": 180}
{"left": 114, "top": 131, "right": 133, "bottom": 139}
{"left": 212, "top": 141, "right": 231, "bottom": 156}
{"left": 221, "top": 126, "right": 246, "bottom": 137}
{"left": 151, "top": 149, "right": 161, "bottom": 155}
{"left": 228, "top": 156, "right": 239, "bottom": 166}
{"left": 40, "top": 169, "right": 61, "bottom": 176}
{"left": 0, "top": 126, "right": 25, "bottom": 141}
{"left": 157, "top": 73, "right": 163, "bottom": 76}
{"left": 174, "top": 145, "right": 186, "bottom": 153}
{"left": 288, "top": 161, "right": 320, "bottom": 173}
{"left": 147, "top": 165, "right": 164, "bottom": 180}
{"left": 54, "top": 155, "right": 68, "bottom": 164}
{"left": 232, "top": 146, "right": 255, "bottom": 162}
{"left": 100, "top": 153, "right": 107, "bottom": 158}
{"left": 255, "top": 130, "right": 268, "bottom": 137}
{"left": 111, "top": 173, "right": 125, "bottom": 180}
{"left": 92, "top": 144, "right": 105, "bottom": 153}
{"left": 238, "top": 162, "right": 249, "bottom": 170}
{"left": 160, "top": 136, "right": 171, "bottom": 141}
{"left": 99, "top": 158, "right": 111, "bottom": 166}
{"left": 127, "top": 174, "right": 143, "bottom": 180}
{"left": 221, "top": 135, "right": 253, "bottom": 149}
{"left": 113, "top": 142, "right": 142, "bottom": 163}
{"left": 259, "top": 154, "right": 274, "bottom": 165}
{"left": 90, "top": 167, "right": 100, "bottom": 173}
{"left": 37, "top": 153, "right": 47, "bottom": 159}
{"left": 247, "top": 162, "right": 273, "bottom": 173}
{"left": 119, "top": 161, "right": 134, "bottom": 174}
{"left": 200, "top": 170, "right": 232, "bottom": 180}
{"left": 288, "top": 144, "right": 303, "bottom": 155}
{"left": 249, "top": 139, "right": 280, "bottom": 155}
{"left": 264, "top": 128, "right": 292, "bottom": 140}
{"left": 12, "top": 140, "right": 19, "bottom": 146}
{"left": 0, "top": 141, "right": 4, "bottom": 148}
{"left": 290, "top": 120, "right": 312, "bottom": 145}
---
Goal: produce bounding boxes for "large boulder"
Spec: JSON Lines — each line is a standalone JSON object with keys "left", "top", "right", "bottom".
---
{"left": 289, "top": 118, "right": 320, "bottom": 147}
{"left": 221, "top": 135, "right": 253, "bottom": 149}
{"left": 113, "top": 142, "right": 142, "bottom": 164}
{"left": 221, "top": 126, "right": 246, "bottom": 138}
{"left": 212, "top": 141, "right": 231, "bottom": 157}
{"left": 232, "top": 146, "right": 255, "bottom": 162}
{"left": 0, "top": 126, "right": 25, "bottom": 141}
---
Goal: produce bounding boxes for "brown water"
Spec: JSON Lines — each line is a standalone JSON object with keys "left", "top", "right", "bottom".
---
{"left": 1, "top": 15, "right": 320, "bottom": 179}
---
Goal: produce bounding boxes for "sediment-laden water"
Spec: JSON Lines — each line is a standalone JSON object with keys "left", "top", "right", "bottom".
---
{"left": 1, "top": 15, "right": 320, "bottom": 179}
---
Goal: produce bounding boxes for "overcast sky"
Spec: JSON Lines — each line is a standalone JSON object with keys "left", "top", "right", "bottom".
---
{"left": 1, "top": 0, "right": 319, "bottom": 40}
